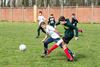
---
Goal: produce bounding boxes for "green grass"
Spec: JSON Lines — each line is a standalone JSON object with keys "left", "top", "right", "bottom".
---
{"left": 0, "top": 22, "right": 100, "bottom": 67}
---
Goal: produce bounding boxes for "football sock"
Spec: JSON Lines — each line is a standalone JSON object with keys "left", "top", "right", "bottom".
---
{"left": 64, "top": 48, "right": 73, "bottom": 61}
{"left": 48, "top": 44, "right": 58, "bottom": 54}
{"left": 44, "top": 48, "right": 48, "bottom": 54}
{"left": 78, "top": 29, "right": 83, "bottom": 33}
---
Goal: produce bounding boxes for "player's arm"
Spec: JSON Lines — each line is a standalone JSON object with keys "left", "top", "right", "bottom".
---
{"left": 43, "top": 16, "right": 46, "bottom": 22}
{"left": 54, "top": 29, "right": 62, "bottom": 37}
{"left": 56, "top": 21, "right": 60, "bottom": 26}
{"left": 74, "top": 19, "right": 78, "bottom": 23}
{"left": 48, "top": 17, "right": 50, "bottom": 24}
{"left": 73, "top": 17, "right": 78, "bottom": 23}
{"left": 49, "top": 26, "right": 62, "bottom": 37}
{"left": 42, "top": 34, "right": 48, "bottom": 42}
{"left": 69, "top": 24, "right": 78, "bottom": 40}
{"left": 67, "top": 21, "right": 78, "bottom": 37}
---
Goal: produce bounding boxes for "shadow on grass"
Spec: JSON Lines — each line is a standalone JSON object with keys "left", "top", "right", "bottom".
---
{"left": 74, "top": 53, "right": 86, "bottom": 61}
{"left": 40, "top": 51, "right": 86, "bottom": 62}
{"left": 47, "top": 53, "right": 86, "bottom": 62}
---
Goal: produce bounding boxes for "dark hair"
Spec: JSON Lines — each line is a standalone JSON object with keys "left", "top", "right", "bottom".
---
{"left": 39, "top": 11, "right": 42, "bottom": 14}
{"left": 41, "top": 22, "right": 46, "bottom": 25}
{"left": 59, "top": 16, "right": 65, "bottom": 21}
{"left": 72, "top": 13, "right": 75, "bottom": 16}
{"left": 50, "top": 14, "right": 54, "bottom": 16}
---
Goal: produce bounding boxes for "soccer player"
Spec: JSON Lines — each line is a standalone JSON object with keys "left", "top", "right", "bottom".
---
{"left": 71, "top": 13, "right": 83, "bottom": 33}
{"left": 41, "top": 22, "right": 74, "bottom": 61}
{"left": 47, "top": 16, "right": 79, "bottom": 61}
{"left": 36, "top": 11, "right": 46, "bottom": 38}
{"left": 71, "top": 13, "right": 78, "bottom": 27}
{"left": 48, "top": 14, "right": 56, "bottom": 28}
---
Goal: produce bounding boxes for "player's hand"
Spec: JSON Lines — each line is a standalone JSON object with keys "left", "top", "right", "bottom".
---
{"left": 75, "top": 37, "right": 78, "bottom": 40}
{"left": 42, "top": 40, "right": 45, "bottom": 43}
{"left": 59, "top": 34, "right": 63, "bottom": 37}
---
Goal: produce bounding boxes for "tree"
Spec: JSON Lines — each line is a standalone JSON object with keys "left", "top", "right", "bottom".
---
{"left": 0, "top": 0, "right": 1, "bottom": 7}
{"left": 14, "top": 0, "right": 23, "bottom": 7}
{"left": 0, "top": 0, "right": 100, "bottom": 7}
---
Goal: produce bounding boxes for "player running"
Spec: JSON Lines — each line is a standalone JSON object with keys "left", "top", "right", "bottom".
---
{"left": 41, "top": 22, "right": 74, "bottom": 61}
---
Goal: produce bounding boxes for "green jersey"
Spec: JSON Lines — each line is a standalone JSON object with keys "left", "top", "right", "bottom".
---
{"left": 63, "top": 19, "right": 78, "bottom": 37}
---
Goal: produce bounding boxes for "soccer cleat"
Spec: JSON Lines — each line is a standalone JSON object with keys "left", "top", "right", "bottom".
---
{"left": 41, "top": 53, "right": 47, "bottom": 57}
{"left": 70, "top": 52, "right": 74, "bottom": 58}
{"left": 68, "top": 49, "right": 75, "bottom": 58}
{"left": 47, "top": 49, "right": 51, "bottom": 55}
{"left": 67, "top": 55, "right": 74, "bottom": 62}
{"left": 41, "top": 49, "right": 48, "bottom": 57}
{"left": 78, "top": 29, "right": 83, "bottom": 33}
{"left": 68, "top": 53, "right": 75, "bottom": 62}
{"left": 67, "top": 58, "right": 74, "bottom": 62}
{"left": 67, "top": 54, "right": 74, "bottom": 62}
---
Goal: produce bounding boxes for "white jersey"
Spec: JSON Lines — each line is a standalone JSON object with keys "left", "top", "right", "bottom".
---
{"left": 72, "top": 16, "right": 77, "bottom": 20}
{"left": 45, "top": 25, "right": 60, "bottom": 39}
{"left": 38, "top": 15, "right": 45, "bottom": 25}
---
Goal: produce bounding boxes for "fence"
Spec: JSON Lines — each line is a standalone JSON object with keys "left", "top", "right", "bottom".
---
{"left": 0, "top": 6, "right": 100, "bottom": 23}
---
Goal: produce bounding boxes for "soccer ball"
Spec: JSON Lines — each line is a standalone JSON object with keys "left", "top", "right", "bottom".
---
{"left": 19, "top": 44, "right": 26, "bottom": 51}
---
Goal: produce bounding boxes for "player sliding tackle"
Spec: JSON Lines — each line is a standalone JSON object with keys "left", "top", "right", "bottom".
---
{"left": 41, "top": 21, "right": 76, "bottom": 61}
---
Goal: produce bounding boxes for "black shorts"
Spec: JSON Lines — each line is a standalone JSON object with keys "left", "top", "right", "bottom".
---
{"left": 62, "top": 36, "right": 73, "bottom": 44}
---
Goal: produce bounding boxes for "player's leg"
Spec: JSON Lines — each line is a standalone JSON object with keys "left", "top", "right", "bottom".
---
{"left": 74, "top": 23, "right": 83, "bottom": 33}
{"left": 64, "top": 36, "right": 74, "bottom": 57}
{"left": 62, "top": 36, "right": 74, "bottom": 61}
{"left": 40, "top": 26, "right": 46, "bottom": 34}
{"left": 47, "top": 38, "right": 72, "bottom": 55}
{"left": 48, "top": 38, "right": 63, "bottom": 54}
{"left": 36, "top": 25, "right": 41, "bottom": 38}
{"left": 78, "top": 29, "right": 83, "bottom": 33}
{"left": 68, "top": 48, "right": 74, "bottom": 58}
{"left": 47, "top": 37, "right": 71, "bottom": 55}
{"left": 42, "top": 37, "right": 54, "bottom": 56}
{"left": 47, "top": 38, "right": 74, "bottom": 61}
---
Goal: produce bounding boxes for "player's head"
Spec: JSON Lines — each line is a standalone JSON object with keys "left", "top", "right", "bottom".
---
{"left": 41, "top": 22, "right": 46, "bottom": 29}
{"left": 39, "top": 11, "right": 42, "bottom": 15}
{"left": 59, "top": 16, "right": 66, "bottom": 25}
{"left": 50, "top": 14, "right": 54, "bottom": 18}
{"left": 72, "top": 13, "right": 75, "bottom": 16}
{"left": 50, "top": 14, "right": 54, "bottom": 16}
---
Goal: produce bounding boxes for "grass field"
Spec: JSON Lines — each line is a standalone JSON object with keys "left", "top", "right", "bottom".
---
{"left": 0, "top": 22, "right": 100, "bottom": 67}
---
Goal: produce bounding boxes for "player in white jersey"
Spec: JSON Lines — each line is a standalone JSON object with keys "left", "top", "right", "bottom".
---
{"left": 36, "top": 11, "right": 46, "bottom": 38}
{"left": 41, "top": 22, "right": 74, "bottom": 61}
{"left": 41, "top": 22, "right": 61, "bottom": 55}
